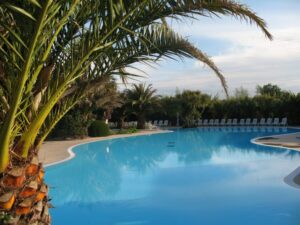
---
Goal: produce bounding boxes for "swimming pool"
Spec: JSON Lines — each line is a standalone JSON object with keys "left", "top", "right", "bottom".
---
{"left": 46, "top": 127, "right": 300, "bottom": 225}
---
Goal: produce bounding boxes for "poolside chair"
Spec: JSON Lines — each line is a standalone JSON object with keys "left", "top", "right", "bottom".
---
{"left": 203, "top": 119, "right": 208, "bottom": 126}
{"left": 226, "top": 118, "right": 232, "bottom": 126}
{"left": 266, "top": 118, "right": 272, "bottom": 126}
{"left": 158, "top": 120, "right": 164, "bottom": 126}
{"left": 232, "top": 118, "right": 238, "bottom": 126}
{"left": 220, "top": 119, "right": 226, "bottom": 126}
{"left": 133, "top": 121, "right": 138, "bottom": 127}
{"left": 259, "top": 118, "right": 266, "bottom": 126}
{"left": 239, "top": 118, "right": 245, "bottom": 126}
{"left": 280, "top": 117, "right": 287, "bottom": 126}
{"left": 252, "top": 118, "right": 258, "bottom": 126}
{"left": 124, "top": 122, "right": 129, "bottom": 128}
{"left": 197, "top": 119, "right": 203, "bottom": 126}
{"left": 153, "top": 120, "right": 158, "bottom": 126}
{"left": 245, "top": 118, "right": 251, "bottom": 126}
{"left": 214, "top": 119, "right": 219, "bottom": 126}
{"left": 273, "top": 117, "right": 279, "bottom": 126}
{"left": 209, "top": 119, "right": 214, "bottom": 126}
{"left": 163, "top": 120, "right": 168, "bottom": 127}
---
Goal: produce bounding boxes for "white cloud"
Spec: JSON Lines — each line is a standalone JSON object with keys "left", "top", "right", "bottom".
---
{"left": 120, "top": 6, "right": 300, "bottom": 97}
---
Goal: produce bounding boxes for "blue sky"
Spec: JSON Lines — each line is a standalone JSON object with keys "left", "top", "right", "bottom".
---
{"left": 125, "top": 0, "right": 300, "bottom": 97}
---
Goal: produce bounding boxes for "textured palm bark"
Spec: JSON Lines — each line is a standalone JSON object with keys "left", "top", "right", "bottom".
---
{"left": 0, "top": 154, "right": 51, "bottom": 225}
{"left": 137, "top": 115, "right": 146, "bottom": 129}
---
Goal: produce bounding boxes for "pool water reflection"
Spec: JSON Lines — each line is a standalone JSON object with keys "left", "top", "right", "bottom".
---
{"left": 46, "top": 127, "right": 300, "bottom": 225}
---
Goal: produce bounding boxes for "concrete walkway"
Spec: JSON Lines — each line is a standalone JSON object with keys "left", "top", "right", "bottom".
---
{"left": 253, "top": 129, "right": 300, "bottom": 188}
{"left": 254, "top": 131, "right": 300, "bottom": 150}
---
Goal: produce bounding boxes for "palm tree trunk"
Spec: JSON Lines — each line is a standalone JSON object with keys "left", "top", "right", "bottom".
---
{"left": 0, "top": 153, "right": 50, "bottom": 224}
{"left": 137, "top": 115, "right": 146, "bottom": 129}
{"left": 117, "top": 117, "right": 125, "bottom": 129}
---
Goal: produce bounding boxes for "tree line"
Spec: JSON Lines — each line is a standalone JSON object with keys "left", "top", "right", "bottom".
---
{"left": 151, "top": 84, "right": 300, "bottom": 126}
{"left": 51, "top": 83, "right": 300, "bottom": 139}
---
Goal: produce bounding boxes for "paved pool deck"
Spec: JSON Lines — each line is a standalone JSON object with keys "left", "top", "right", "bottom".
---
{"left": 253, "top": 127, "right": 300, "bottom": 188}
{"left": 254, "top": 130, "right": 300, "bottom": 150}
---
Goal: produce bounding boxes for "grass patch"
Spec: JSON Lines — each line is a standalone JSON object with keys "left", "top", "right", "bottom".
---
{"left": 114, "top": 128, "right": 138, "bottom": 135}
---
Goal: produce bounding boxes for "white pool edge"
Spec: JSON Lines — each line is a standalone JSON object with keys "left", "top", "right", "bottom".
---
{"left": 45, "top": 127, "right": 300, "bottom": 190}
{"left": 44, "top": 129, "right": 173, "bottom": 168}
{"left": 250, "top": 128, "right": 300, "bottom": 189}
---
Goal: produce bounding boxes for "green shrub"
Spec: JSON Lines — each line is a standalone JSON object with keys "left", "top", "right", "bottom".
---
{"left": 116, "top": 128, "right": 138, "bottom": 134}
{"left": 49, "top": 112, "right": 88, "bottom": 139}
{"left": 88, "top": 120, "right": 110, "bottom": 137}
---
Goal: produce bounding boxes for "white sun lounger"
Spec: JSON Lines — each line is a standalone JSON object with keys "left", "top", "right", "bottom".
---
{"left": 226, "top": 118, "right": 233, "bottom": 126}
{"left": 266, "top": 118, "right": 272, "bottom": 126}
{"left": 220, "top": 119, "right": 226, "bottom": 126}
{"left": 245, "top": 118, "right": 251, "bottom": 126}
{"left": 232, "top": 118, "right": 238, "bottom": 126}
{"left": 163, "top": 120, "right": 168, "bottom": 127}
{"left": 153, "top": 120, "right": 158, "bottom": 126}
{"left": 280, "top": 117, "right": 287, "bottom": 126}
{"left": 273, "top": 118, "right": 279, "bottom": 126}
{"left": 214, "top": 119, "right": 219, "bottom": 126}
{"left": 239, "top": 118, "right": 245, "bottom": 126}
{"left": 259, "top": 118, "right": 266, "bottom": 126}
{"left": 197, "top": 119, "right": 203, "bottom": 126}
{"left": 252, "top": 118, "right": 258, "bottom": 126}
{"left": 203, "top": 119, "right": 208, "bottom": 126}
{"left": 158, "top": 120, "right": 164, "bottom": 126}
{"left": 209, "top": 119, "right": 214, "bottom": 126}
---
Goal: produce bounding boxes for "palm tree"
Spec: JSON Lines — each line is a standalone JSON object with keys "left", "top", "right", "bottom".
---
{"left": 0, "top": 0, "right": 272, "bottom": 223}
{"left": 90, "top": 80, "right": 123, "bottom": 124}
{"left": 126, "top": 84, "right": 159, "bottom": 129}
{"left": 177, "top": 90, "right": 211, "bottom": 127}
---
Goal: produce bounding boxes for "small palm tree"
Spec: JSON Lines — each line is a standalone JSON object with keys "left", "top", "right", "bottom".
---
{"left": 126, "top": 84, "right": 159, "bottom": 129}
{"left": 0, "top": 0, "right": 272, "bottom": 223}
{"left": 178, "top": 90, "right": 211, "bottom": 127}
{"left": 90, "top": 80, "right": 123, "bottom": 123}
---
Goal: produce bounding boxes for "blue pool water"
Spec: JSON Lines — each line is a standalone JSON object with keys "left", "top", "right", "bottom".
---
{"left": 46, "top": 127, "right": 300, "bottom": 225}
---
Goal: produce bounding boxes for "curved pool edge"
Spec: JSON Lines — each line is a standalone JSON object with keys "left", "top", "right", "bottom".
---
{"left": 251, "top": 128, "right": 300, "bottom": 190}
{"left": 44, "top": 129, "right": 173, "bottom": 168}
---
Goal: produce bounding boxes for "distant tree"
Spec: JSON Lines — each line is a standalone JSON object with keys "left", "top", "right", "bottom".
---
{"left": 126, "top": 84, "right": 160, "bottom": 129}
{"left": 234, "top": 87, "right": 249, "bottom": 98}
{"left": 178, "top": 90, "right": 211, "bottom": 127}
{"left": 91, "top": 81, "right": 123, "bottom": 123}
{"left": 112, "top": 93, "right": 130, "bottom": 129}
{"left": 256, "top": 84, "right": 282, "bottom": 97}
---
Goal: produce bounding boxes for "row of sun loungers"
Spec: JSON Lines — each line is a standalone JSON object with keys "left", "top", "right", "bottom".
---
{"left": 196, "top": 117, "right": 287, "bottom": 126}
{"left": 149, "top": 120, "right": 169, "bottom": 127}
{"left": 199, "top": 126, "right": 287, "bottom": 133}
{"left": 108, "top": 121, "right": 138, "bottom": 128}
{"left": 109, "top": 120, "right": 169, "bottom": 128}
